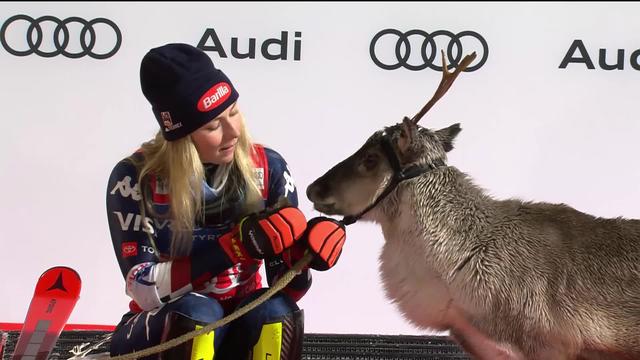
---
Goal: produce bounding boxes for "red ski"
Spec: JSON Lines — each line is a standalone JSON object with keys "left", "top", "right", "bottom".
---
{"left": 11, "top": 266, "right": 81, "bottom": 360}
{"left": 1, "top": 331, "right": 8, "bottom": 359}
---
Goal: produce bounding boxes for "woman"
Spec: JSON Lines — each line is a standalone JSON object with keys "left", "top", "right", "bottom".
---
{"left": 106, "top": 43, "right": 346, "bottom": 359}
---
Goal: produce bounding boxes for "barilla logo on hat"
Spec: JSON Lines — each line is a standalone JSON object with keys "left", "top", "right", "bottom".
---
{"left": 161, "top": 111, "right": 182, "bottom": 132}
{"left": 198, "top": 82, "right": 232, "bottom": 112}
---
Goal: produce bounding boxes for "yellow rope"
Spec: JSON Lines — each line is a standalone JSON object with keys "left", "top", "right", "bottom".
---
{"left": 107, "top": 252, "right": 313, "bottom": 360}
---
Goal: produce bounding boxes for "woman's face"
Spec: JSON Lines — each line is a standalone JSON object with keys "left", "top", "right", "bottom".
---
{"left": 190, "top": 102, "right": 242, "bottom": 164}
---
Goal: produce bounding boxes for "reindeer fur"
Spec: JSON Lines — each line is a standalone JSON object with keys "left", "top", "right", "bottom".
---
{"left": 307, "top": 120, "right": 640, "bottom": 360}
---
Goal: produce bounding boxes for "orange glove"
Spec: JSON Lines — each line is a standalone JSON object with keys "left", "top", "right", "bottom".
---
{"left": 220, "top": 206, "right": 307, "bottom": 262}
{"left": 301, "top": 217, "right": 346, "bottom": 271}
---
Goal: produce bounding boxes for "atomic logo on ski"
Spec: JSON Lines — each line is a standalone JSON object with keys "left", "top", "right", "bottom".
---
{"left": 46, "top": 273, "right": 68, "bottom": 293}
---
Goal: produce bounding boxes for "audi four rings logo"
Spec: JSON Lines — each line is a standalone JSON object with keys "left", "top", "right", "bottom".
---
{"left": 370, "top": 29, "right": 488, "bottom": 71}
{"left": 1, "top": 14, "right": 122, "bottom": 59}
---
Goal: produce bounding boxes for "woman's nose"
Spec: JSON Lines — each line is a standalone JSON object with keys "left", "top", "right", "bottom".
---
{"left": 222, "top": 117, "right": 241, "bottom": 139}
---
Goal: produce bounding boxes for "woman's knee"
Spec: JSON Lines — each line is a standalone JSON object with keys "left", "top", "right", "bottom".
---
{"left": 231, "top": 290, "right": 300, "bottom": 334}
{"left": 168, "top": 293, "right": 224, "bottom": 323}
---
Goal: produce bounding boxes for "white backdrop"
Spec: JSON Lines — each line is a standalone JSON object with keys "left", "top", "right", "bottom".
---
{"left": 1, "top": 2, "right": 639, "bottom": 336}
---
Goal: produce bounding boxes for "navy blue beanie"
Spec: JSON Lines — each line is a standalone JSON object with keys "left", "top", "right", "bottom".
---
{"left": 140, "top": 43, "right": 239, "bottom": 141}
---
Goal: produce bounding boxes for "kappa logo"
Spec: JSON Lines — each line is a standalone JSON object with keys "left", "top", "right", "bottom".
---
{"left": 110, "top": 176, "right": 141, "bottom": 201}
{"left": 283, "top": 167, "right": 295, "bottom": 197}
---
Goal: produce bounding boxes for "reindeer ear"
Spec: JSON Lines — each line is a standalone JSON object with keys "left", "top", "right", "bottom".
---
{"left": 397, "top": 116, "right": 418, "bottom": 156}
{"left": 435, "top": 123, "right": 462, "bottom": 152}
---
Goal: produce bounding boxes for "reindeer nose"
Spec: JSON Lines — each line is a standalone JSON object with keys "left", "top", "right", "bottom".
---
{"left": 306, "top": 181, "right": 327, "bottom": 203}
{"left": 306, "top": 183, "right": 319, "bottom": 202}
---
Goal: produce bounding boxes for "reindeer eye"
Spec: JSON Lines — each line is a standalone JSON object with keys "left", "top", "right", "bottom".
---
{"left": 362, "top": 154, "right": 379, "bottom": 171}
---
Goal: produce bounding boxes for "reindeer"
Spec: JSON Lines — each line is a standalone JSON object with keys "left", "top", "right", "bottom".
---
{"left": 306, "top": 52, "right": 640, "bottom": 360}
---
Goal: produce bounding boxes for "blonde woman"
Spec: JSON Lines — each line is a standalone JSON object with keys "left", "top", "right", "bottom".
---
{"left": 106, "top": 43, "right": 346, "bottom": 359}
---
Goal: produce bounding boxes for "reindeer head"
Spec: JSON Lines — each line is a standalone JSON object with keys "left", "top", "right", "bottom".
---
{"left": 306, "top": 52, "right": 476, "bottom": 218}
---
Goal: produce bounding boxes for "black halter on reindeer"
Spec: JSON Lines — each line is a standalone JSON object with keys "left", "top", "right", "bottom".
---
{"left": 306, "top": 51, "right": 640, "bottom": 360}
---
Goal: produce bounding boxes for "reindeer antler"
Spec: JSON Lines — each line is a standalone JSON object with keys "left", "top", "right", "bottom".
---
{"left": 411, "top": 51, "right": 477, "bottom": 124}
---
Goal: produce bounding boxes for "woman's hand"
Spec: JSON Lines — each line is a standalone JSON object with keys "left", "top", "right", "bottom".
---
{"left": 237, "top": 206, "right": 308, "bottom": 259}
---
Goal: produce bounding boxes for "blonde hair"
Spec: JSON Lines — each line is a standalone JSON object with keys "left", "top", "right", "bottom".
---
{"left": 130, "top": 115, "right": 263, "bottom": 257}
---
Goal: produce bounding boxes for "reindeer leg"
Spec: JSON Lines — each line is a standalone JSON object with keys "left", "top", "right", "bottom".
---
{"left": 449, "top": 327, "right": 518, "bottom": 360}
{"left": 578, "top": 349, "right": 640, "bottom": 360}
{"left": 447, "top": 312, "right": 520, "bottom": 360}
{"left": 520, "top": 339, "right": 580, "bottom": 360}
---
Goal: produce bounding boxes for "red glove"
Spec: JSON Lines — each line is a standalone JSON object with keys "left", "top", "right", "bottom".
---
{"left": 301, "top": 217, "right": 346, "bottom": 271}
{"left": 219, "top": 206, "right": 307, "bottom": 262}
